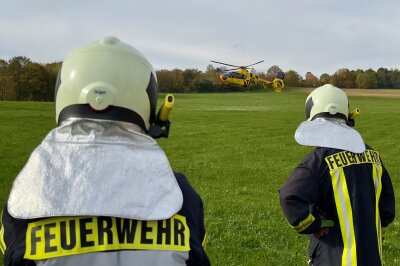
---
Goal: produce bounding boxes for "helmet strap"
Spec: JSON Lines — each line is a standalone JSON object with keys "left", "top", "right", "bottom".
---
{"left": 58, "top": 104, "right": 147, "bottom": 132}
{"left": 311, "top": 112, "right": 347, "bottom": 122}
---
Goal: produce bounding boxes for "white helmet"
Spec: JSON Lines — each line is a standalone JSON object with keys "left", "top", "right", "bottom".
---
{"left": 305, "top": 84, "right": 349, "bottom": 121}
{"left": 55, "top": 36, "right": 157, "bottom": 131}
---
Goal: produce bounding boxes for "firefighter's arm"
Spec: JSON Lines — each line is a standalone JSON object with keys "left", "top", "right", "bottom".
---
{"left": 1, "top": 206, "right": 34, "bottom": 266}
{"left": 379, "top": 166, "right": 395, "bottom": 228}
{"left": 1, "top": 207, "right": 16, "bottom": 266}
{"left": 280, "top": 162, "right": 333, "bottom": 235}
{"left": 174, "top": 173, "right": 210, "bottom": 266}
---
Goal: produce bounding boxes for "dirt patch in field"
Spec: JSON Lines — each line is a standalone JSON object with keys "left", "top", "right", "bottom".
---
{"left": 299, "top": 88, "right": 400, "bottom": 99}
{"left": 344, "top": 89, "right": 400, "bottom": 98}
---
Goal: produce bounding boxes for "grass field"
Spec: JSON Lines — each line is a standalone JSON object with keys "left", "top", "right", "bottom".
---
{"left": 0, "top": 88, "right": 399, "bottom": 265}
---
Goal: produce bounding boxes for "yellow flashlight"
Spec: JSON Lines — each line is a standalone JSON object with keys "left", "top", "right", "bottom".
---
{"left": 158, "top": 94, "right": 174, "bottom": 122}
{"left": 349, "top": 108, "right": 360, "bottom": 120}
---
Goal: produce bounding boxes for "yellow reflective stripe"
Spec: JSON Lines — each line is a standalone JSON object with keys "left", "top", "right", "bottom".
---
{"left": 291, "top": 213, "right": 315, "bottom": 233}
{"left": 330, "top": 168, "right": 357, "bottom": 266}
{"left": 0, "top": 226, "right": 5, "bottom": 254}
{"left": 201, "top": 232, "right": 207, "bottom": 249}
{"left": 373, "top": 163, "right": 383, "bottom": 261}
{"left": 24, "top": 214, "right": 190, "bottom": 260}
{"left": 0, "top": 211, "right": 6, "bottom": 254}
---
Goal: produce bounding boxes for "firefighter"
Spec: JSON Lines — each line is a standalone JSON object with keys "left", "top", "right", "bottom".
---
{"left": 0, "top": 36, "right": 210, "bottom": 266}
{"left": 279, "top": 84, "right": 395, "bottom": 266}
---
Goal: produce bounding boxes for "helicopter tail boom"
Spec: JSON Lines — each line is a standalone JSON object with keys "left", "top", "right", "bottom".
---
{"left": 258, "top": 78, "right": 284, "bottom": 93}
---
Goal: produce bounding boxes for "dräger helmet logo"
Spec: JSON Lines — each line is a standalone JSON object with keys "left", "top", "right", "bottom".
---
{"left": 94, "top": 89, "right": 107, "bottom": 95}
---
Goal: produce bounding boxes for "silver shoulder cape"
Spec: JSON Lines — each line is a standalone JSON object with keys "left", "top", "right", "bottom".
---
{"left": 294, "top": 118, "right": 366, "bottom": 153}
{"left": 8, "top": 119, "right": 183, "bottom": 220}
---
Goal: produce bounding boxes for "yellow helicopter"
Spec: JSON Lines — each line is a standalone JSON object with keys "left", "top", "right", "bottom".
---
{"left": 211, "top": 60, "right": 285, "bottom": 92}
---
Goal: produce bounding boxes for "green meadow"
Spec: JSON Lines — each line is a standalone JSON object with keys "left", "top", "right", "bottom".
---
{"left": 0, "top": 89, "right": 399, "bottom": 265}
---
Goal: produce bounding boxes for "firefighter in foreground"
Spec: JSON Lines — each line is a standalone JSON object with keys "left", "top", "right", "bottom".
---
{"left": 279, "top": 84, "right": 395, "bottom": 265}
{"left": 0, "top": 37, "right": 210, "bottom": 266}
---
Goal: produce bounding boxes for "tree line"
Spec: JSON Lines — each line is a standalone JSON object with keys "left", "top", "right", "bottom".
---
{"left": 1, "top": 56, "right": 399, "bottom": 101}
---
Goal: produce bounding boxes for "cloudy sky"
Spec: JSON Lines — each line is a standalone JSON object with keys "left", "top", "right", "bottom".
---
{"left": 1, "top": 0, "right": 400, "bottom": 77}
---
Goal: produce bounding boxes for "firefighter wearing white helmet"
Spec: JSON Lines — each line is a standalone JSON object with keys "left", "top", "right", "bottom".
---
{"left": 54, "top": 36, "right": 158, "bottom": 131}
{"left": 1, "top": 37, "right": 210, "bottom": 266}
{"left": 280, "top": 84, "right": 395, "bottom": 266}
{"left": 304, "top": 84, "right": 348, "bottom": 121}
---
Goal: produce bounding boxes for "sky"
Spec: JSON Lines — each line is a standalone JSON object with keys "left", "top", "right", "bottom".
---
{"left": 1, "top": 0, "right": 400, "bottom": 78}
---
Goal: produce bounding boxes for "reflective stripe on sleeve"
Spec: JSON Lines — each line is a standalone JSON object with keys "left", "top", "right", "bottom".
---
{"left": 0, "top": 211, "right": 6, "bottom": 254}
{"left": 372, "top": 163, "right": 383, "bottom": 262}
{"left": 201, "top": 232, "right": 207, "bottom": 249}
{"left": 330, "top": 168, "right": 357, "bottom": 266}
{"left": 291, "top": 213, "right": 315, "bottom": 233}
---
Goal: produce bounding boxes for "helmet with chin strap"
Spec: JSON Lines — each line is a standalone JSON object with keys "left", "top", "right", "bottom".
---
{"left": 55, "top": 36, "right": 157, "bottom": 132}
{"left": 305, "top": 84, "right": 349, "bottom": 121}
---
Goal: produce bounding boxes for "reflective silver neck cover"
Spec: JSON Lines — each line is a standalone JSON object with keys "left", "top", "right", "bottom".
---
{"left": 294, "top": 118, "right": 366, "bottom": 153}
{"left": 8, "top": 119, "right": 183, "bottom": 220}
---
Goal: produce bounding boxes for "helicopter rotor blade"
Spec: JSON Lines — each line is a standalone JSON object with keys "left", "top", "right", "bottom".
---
{"left": 225, "top": 67, "right": 241, "bottom": 71}
{"left": 211, "top": 60, "right": 241, "bottom": 68}
{"left": 245, "top": 60, "right": 264, "bottom": 68}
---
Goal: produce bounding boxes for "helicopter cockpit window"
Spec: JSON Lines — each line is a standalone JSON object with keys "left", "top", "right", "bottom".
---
{"left": 227, "top": 72, "right": 247, "bottom": 79}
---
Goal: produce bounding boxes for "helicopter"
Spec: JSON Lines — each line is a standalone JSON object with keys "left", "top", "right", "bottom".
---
{"left": 211, "top": 60, "right": 285, "bottom": 92}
